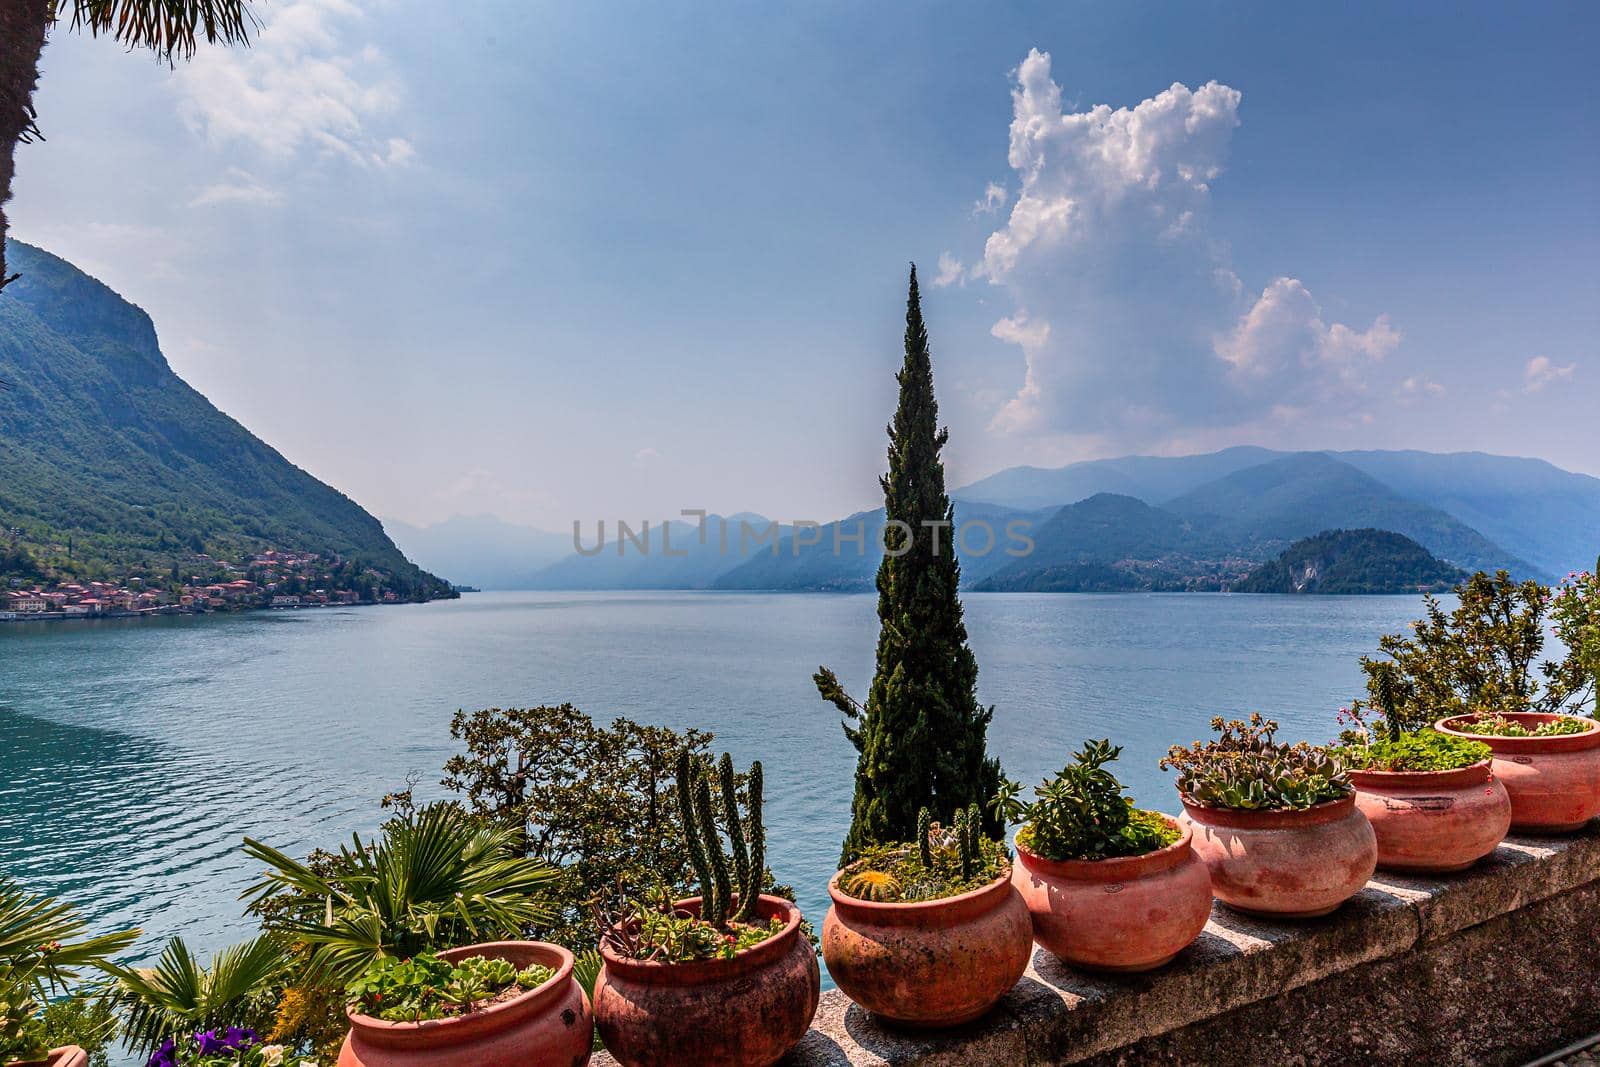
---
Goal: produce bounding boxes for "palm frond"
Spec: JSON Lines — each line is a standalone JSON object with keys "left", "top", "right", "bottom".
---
{"left": 0, "top": 877, "right": 139, "bottom": 996}
{"left": 104, "top": 934, "right": 290, "bottom": 1054}
{"left": 243, "top": 804, "right": 557, "bottom": 982}
{"left": 66, "top": 0, "right": 257, "bottom": 64}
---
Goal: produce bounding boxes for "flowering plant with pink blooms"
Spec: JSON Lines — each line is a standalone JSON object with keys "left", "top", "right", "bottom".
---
{"left": 1549, "top": 561, "right": 1600, "bottom": 717}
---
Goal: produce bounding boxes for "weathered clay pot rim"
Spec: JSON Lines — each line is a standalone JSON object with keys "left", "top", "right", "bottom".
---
{"left": 1179, "top": 791, "right": 1356, "bottom": 829}
{"left": 599, "top": 894, "right": 801, "bottom": 986}
{"left": 344, "top": 940, "right": 574, "bottom": 1042}
{"left": 1434, "top": 713, "right": 1600, "bottom": 753}
{"left": 1013, "top": 815, "right": 1192, "bottom": 881}
{"left": 827, "top": 855, "right": 1015, "bottom": 922}
{"left": 1349, "top": 759, "right": 1494, "bottom": 789}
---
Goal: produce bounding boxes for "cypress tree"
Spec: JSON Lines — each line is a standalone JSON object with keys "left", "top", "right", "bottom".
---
{"left": 815, "top": 264, "right": 1003, "bottom": 862}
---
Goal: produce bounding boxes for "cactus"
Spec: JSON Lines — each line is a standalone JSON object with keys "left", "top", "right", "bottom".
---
{"left": 675, "top": 750, "right": 714, "bottom": 916}
{"left": 737, "top": 760, "right": 765, "bottom": 923}
{"left": 719, "top": 753, "right": 752, "bottom": 919}
{"left": 675, "top": 749, "right": 767, "bottom": 927}
{"left": 965, "top": 804, "right": 981, "bottom": 874}
{"left": 952, "top": 807, "right": 973, "bottom": 880}
{"left": 1372, "top": 662, "right": 1404, "bottom": 743}
{"left": 916, "top": 807, "right": 932, "bottom": 869}
{"left": 693, "top": 772, "right": 732, "bottom": 927}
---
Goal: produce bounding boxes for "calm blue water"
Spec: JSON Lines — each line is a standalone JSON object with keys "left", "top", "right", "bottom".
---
{"left": 0, "top": 591, "right": 1429, "bottom": 979}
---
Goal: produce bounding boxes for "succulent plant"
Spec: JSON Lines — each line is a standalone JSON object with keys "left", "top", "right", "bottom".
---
{"left": 916, "top": 807, "right": 932, "bottom": 869}
{"left": 991, "top": 738, "right": 1179, "bottom": 862}
{"left": 1160, "top": 715, "right": 1352, "bottom": 811}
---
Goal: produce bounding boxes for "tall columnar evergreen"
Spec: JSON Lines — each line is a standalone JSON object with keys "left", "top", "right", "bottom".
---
{"left": 815, "top": 264, "right": 1004, "bottom": 862}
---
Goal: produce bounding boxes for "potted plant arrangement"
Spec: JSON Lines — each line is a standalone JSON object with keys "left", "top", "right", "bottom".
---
{"left": 822, "top": 801, "right": 1030, "bottom": 1027}
{"left": 1162, "top": 716, "right": 1376, "bottom": 919}
{"left": 996, "top": 740, "right": 1211, "bottom": 972}
{"left": 338, "top": 943, "right": 591, "bottom": 1067}
{"left": 593, "top": 752, "right": 819, "bottom": 1067}
{"left": 1336, "top": 666, "right": 1511, "bottom": 873}
{"left": 1433, "top": 711, "right": 1600, "bottom": 832}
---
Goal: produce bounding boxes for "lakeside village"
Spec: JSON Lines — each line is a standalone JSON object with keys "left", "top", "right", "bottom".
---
{"left": 0, "top": 550, "right": 412, "bottom": 622}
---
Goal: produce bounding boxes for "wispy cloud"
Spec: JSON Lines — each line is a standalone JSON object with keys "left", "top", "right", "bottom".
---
{"left": 172, "top": 0, "right": 410, "bottom": 169}
{"left": 1523, "top": 355, "right": 1576, "bottom": 393}
{"left": 931, "top": 251, "right": 965, "bottom": 288}
{"left": 973, "top": 181, "right": 1008, "bottom": 216}
{"left": 190, "top": 170, "right": 283, "bottom": 207}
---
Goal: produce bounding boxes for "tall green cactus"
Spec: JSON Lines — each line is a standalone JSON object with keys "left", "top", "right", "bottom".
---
{"left": 965, "top": 804, "right": 982, "bottom": 874}
{"left": 916, "top": 807, "right": 932, "bottom": 869}
{"left": 718, "top": 753, "right": 751, "bottom": 919}
{"left": 953, "top": 807, "right": 973, "bottom": 880}
{"left": 693, "top": 772, "right": 732, "bottom": 927}
{"left": 675, "top": 750, "right": 714, "bottom": 916}
{"left": 1372, "top": 661, "right": 1403, "bottom": 743}
{"left": 736, "top": 760, "right": 765, "bottom": 923}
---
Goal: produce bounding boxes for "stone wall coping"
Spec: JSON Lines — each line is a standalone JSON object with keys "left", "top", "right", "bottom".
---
{"left": 592, "top": 823, "right": 1600, "bottom": 1066}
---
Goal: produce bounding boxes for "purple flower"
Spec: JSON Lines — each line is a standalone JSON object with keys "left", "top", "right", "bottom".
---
{"left": 145, "top": 1038, "right": 177, "bottom": 1067}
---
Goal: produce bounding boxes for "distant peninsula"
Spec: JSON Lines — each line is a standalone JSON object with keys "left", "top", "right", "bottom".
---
{"left": 1234, "top": 529, "right": 1468, "bottom": 594}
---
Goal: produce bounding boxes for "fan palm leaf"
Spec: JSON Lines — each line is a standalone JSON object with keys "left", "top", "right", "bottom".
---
{"left": 0, "top": 876, "right": 138, "bottom": 997}
{"left": 242, "top": 804, "right": 556, "bottom": 982}
{"left": 103, "top": 934, "right": 290, "bottom": 1054}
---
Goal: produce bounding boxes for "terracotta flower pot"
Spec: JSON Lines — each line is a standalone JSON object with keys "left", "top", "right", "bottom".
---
{"left": 337, "top": 942, "right": 592, "bottom": 1067}
{"left": 594, "top": 895, "right": 820, "bottom": 1067}
{"left": 1350, "top": 760, "right": 1511, "bottom": 872}
{"left": 4, "top": 1048, "right": 87, "bottom": 1067}
{"left": 1434, "top": 713, "right": 1600, "bottom": 833}
{"left": 1011, "top": 817, "right": 1212, "bottom": 972}
{"left": 1179, "top": 794, "right": 1376, "bottom": 919}
{"left": 823, "top": 860, "right": 1030, "bottom": 1027}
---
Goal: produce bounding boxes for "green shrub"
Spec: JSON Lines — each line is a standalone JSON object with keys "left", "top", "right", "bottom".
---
{"left": 1450, "top": 715, "right": 1591, "bottom": 737}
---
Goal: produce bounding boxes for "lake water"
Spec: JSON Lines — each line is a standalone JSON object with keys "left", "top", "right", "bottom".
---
{"left": 0, "top": 590, "right": 1430, "bottom": 983}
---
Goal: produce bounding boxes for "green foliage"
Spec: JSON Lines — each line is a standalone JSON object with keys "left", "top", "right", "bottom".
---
{"left": 676, "top": 750, "right": 764, "bottom": 926}
{"left": 0, "top": 877, "right": 138, "bottom": 1063}
{"left": 241, "top": 803, "right": 555, "bottom": 983}
{"left": 1549, "top": 561, "right": 1600, "bottom": 717}
{"left": 0, "top": 241, "right": 451, "bottom": 598}
{"left": 1335, "top": 730, "right": 1491, "bottom": 772}
{"left": 1449, "top": 715, "right": 1591, "bottom": 737}
{"left": 1235, "top": 529, "right": 1468, "bottom": 595}
{"left": 104, "top": 935, "right": 289, "bottom": 1055}
{"left": 992, "top": 739, "right": 1181, "bottom": 862}
{"left": 1161, "top": 715, "right": 1352, "bottom": 811}
{"left": 38, "top": 995, "right": 117, "bottom": 1067}
{"left": 347, "top": 951, "right": 550, "bottom": 1023}
{"left": 438, "top": 705, "right": 786, "bottom": 949}
{"left": 1352, "top": 571, "right": 1573, "bottom": 731}
{"left": 815, "top": 265, "right": 1003, "bottom": 863}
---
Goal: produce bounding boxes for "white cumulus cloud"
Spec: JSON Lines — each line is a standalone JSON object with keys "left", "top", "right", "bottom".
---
{"left": 173, "top": 0, "right": 409, "bottom": 169}
{"left": 975, "top": 49, "right": 1401, "bottom": 449}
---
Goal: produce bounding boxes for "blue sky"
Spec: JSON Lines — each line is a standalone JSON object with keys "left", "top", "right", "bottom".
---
{"left": 14, "top": 1, "right": 1598, "bottom": 529}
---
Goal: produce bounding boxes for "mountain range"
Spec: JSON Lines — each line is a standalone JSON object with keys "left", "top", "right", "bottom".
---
{"left": 0, "top": 240, "right": 450, "bottom": 597}
{"left": 392, "top": 447, "right": 1598, "bottom": 593}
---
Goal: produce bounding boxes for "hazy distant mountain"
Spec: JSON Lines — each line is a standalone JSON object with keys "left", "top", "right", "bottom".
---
{"left": 1236, "top": 529, "right": 1468, "bottom": 595}
{"left": 955, "top": 447, "right": 1597, "bottom": 578}
{"left": 528, "top": 514, "right": 792, "bottom": 590}
{"left": 713, "top": 501, "right": 1055, "bottom": 591}
{"left": 1164, "top": 453, "right": 1538, "bottom": 578}
{"left": 384, "top": 515, "right": 572, "bottom": 590}
{"left": 1332, "top": 451, "right": 1600, "bottom": 580}
{"left": 955, "top": 446, "right": 1281, "bottom": 512}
